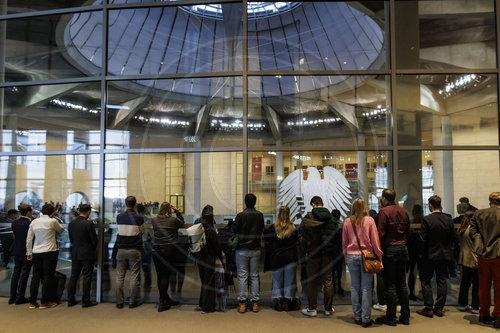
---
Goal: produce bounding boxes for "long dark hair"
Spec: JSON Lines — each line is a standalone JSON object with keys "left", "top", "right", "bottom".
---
{"left": 457, "top": 211, "right": 474, "bottom": 236}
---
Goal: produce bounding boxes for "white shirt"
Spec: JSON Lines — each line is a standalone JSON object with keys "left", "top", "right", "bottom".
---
{"left": 26, "top": 214, "right": 64, "bottom": 255}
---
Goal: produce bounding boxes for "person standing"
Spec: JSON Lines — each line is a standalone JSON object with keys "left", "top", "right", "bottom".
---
{"left": 416, "top": 195, "right": 455, "bottom": 318}
{"left": 264, "top": 206, "right": 300, "bottom": 312}
{"left": 9, "top": 205, "right": 33, "bottom": 304}
{"left": 67, "top": 204, "right": 98, "bottom": 308}
{"left": 231, "top": 193, "right": 265, "bottom": 313}
{"left": 300, "top": 196, "right": 338, "bottom": 317}
{"left": 115, "top": 196, "right": 144, "bottom": 309}
{"left": 375, "top": 189, "right": 411, "bottom": 326}
{"left": 407, "top": 204, "right": 423, "bottom": 301}
{"left": 195, "top": 208, "right": 225, "bottom": 313}
{"left": 151, "top": 201, "right": 184, "bottom": 312}
{"left": 457, "top": 211, "right": 479, "bottom": 314}
{"left": 469, "top": 192, "right": 500, "bottom": 327}
{"left": 343, "top": 198, "right": 383, "bottom": 327}
{"left": 26, "top": 203, "right": 64, "bottom": 309}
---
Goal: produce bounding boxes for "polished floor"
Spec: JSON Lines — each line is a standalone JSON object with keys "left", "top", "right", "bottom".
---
{"left": 0, "top": 298, "right": 494, "bottom": 333}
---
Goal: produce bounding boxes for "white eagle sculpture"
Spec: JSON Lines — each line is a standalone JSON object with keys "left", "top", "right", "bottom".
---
{"left": 278, "top": 166, "right": 352, "bottom": 221}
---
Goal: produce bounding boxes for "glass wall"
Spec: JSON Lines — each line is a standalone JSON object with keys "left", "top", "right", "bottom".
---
{"left": 0, "top": 0, "right": 498, "bottom": 305}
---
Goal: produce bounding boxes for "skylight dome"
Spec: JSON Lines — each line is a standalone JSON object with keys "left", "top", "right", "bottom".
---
{"left": 181, "top": 2, "right": 303, "bottom": 20}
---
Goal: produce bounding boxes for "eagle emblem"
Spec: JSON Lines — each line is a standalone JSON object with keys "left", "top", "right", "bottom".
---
{"left": 278, "top": 166, "right": 352, "bottom": 221}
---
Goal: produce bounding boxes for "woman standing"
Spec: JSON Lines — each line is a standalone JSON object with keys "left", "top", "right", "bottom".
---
{"left": 195, "top": 206, "right": 226, "bottom": 313}
{"left": 151, "top": 202, "right": 184, "bottom": 312}
{"left": 343, "top": 198, "right": 383, "bottom": 327}
{"left": 264, "top": 206, "right": 300, "bottom": 311}
{"left": 457, "top": 211, "right": 479, "bottom": 313}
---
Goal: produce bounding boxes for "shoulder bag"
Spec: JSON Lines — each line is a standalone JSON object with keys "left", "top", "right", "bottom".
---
{"left": 351, "top": 221, "right": 383, "bottom": 274}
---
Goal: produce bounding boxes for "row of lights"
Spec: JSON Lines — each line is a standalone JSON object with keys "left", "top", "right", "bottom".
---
{"left": 50, "top": 99, "right": 99, "bottom": 114}
{"left": 209, "top": 119, "right": 266, "bottom": 131}
{"left": 438, "top": 74, "right": 480, "bottom": 97}
{"left": 362, "top": 106, "right": 387, "bottom": 119}
{"left": 286, "top": 117, "right": 342, "bottom": 127}
{"left": 133, "top": 115, "right": 190, "bottom": 128}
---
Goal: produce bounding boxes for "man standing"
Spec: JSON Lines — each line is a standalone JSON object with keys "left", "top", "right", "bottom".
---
{"left": 67, "top": 204, "right": 98, "bottom": 308}
{"left": 469, "top": 192, "right": 500, "bottom": 327}
{"left": 300, "top": 196, "right": 338, "bottom": 317}
{"left": 375, "top": 189, "right": 411, "bottom": 326}
{"left": 231, "top": 193, "right": 264, "bottom": 313}
{"left": 9, "top": 205, "right": 33, "bottom": 304}
{"left": 26, "top": 203, "right": 64, "bottom": 309}
{"left": 417, "top": 195, "right": 455, "bottom": 318}
{"left": 115, "top": 196, "right": 144, "bottom": 309}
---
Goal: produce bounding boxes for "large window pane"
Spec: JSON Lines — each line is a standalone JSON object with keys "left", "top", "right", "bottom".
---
{"left": 397, "top": 150, "right": 500, "bottom": 215}
{"left": 249, "top": 2, "right": 388, "bottom": 71}
{"left": 396, "top": 74, "right": 498, "bottom": 146}
{"left": 0, "top": 153, "right": 100, "bottom": 299}
{"left": 106, "top": 78, "right": 243, "bottom": 149}
{"left": 248, "top": 150, "right": 391, "bottom": 217}
{"left": 0, "top": 82, "right": 101, "bottom": 152}
{"left": 2, "top": 12, "right": 103, "bottom": 82}
{"left": 107, "top": 4, "right": 242, "bottom": 76}
{"left": 0, "top": 0, "right": 100, "bottom": 14}
{"left": 102, "top": 152, "right": 243, "bottom": 302}
{"left": 395, "top": 0, "right": 496, "bottom": 69}
{"left": 248, "top": 75, "right": 391, "bottom": 148}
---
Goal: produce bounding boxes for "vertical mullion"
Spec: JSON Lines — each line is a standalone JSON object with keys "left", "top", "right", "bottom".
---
{"left": 496, "top": 0, "right": 500, "bottom": 152}
{"left": 242, "top": 0, "right": 248, "bottom": 205}
{"left": 389, "top": 0, "right": 398, "bottom": 192}
{"left": 97, "top": 1, "right": 108, "bottom": 303}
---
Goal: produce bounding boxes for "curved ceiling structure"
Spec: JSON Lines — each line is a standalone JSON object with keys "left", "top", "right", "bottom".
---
{"left": 66, "top": 1, "right": 385, "bottom": 97}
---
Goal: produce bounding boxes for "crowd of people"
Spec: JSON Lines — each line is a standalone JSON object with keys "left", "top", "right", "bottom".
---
{"left": 3, "top": 190, "right": 500, "bottom": 328}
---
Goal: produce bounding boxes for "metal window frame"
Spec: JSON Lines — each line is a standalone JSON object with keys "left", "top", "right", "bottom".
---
{"left": 0, "top": 0, "right": 498, "bottom": 302}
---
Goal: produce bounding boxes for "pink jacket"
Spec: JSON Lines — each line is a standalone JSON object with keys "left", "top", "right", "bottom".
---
{"left": 342, "top": 216, "right": 383, "bottom": 259}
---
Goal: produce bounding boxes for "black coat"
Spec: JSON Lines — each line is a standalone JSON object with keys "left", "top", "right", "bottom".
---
{"left": 263, "top": 225, "right": 298, "bottom": 272}
{"left": 68, "top": 216, "right": 98, "bottom": 261}
{"left": 231, "top": 207, "right": 265, "bottom": 250}
{"left": 420, "top": 212, "right": 455, "bottom": 261}
{"left": 11, "top": 216, "right": 31, "bottom": 259}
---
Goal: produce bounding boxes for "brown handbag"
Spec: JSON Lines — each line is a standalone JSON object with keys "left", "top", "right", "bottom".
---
{"left": 351, "top": 221, "right": 383, "bottom": 274}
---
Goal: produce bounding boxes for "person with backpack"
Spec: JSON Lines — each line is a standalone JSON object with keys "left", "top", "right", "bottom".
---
{"left": 151, "top": 201, "right": 184, "bottom": 312}
{"left": 299, "top": 196, "right": 338, "bottom": 317}
{"left": 192, "top": 206, "right": 226, "bottom": 313}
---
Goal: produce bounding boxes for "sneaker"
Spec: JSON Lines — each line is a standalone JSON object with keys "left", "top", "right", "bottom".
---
{"left": 471, "top": 308, "right": 479, "bottom": 314}
{"left": 458, "top": 305, "right": 471, "bottom": 312}
{"left": 29, "top": 303, "right": 39, "bottom": 309}
{"left": 301, "top": 308, "right": 318, "bottom": 317}
{"left": 373, "top": 303, "right": 387, "bottom": 312}
{"left": 39, "top": 302, "right": 57, "bottom": 309}
{"left": 324, "top": 307, "right": 335, "bottom": 316}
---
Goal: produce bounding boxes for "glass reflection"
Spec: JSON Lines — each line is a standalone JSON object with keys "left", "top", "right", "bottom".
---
{"left": 106, "top": 78, "right": 244, "bottom": 149}
{"left": 248, "top": 75, "right": 391, "bottom": 148}
{"left": 2, "top": 12, "right": 103, "bottom": 82}
{"left": 0, "top": 82, "right": 101, "bottom": 152}
{"left": 0, "top": 0, "right": 100, "bottom": 14}
{"left": 106, "top": 4, "right": 242, "bottom": 75}
{"left": 248, "top": 1, "right": 387, "bottom": 71}
{"left": 395, "top": 0, "right": 496, "bottom": 69}
{"left": 396, "top": 74, "right": 498, "bottom": 146}
{"left": 248, "top": 151, "right": 390, "bottom": 216}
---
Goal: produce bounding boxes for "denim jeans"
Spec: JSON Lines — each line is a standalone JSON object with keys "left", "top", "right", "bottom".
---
{"left": 346, "top": 254, "right": 373, "bottom": 324}
{"left": 235, "top": 249, "right": 261, "bottom": 302}
{"left": 272, "top": 263, "right": 297, "bottom": 299}
{"left": 116, "top": 248, "right": 142, "bottom": 305}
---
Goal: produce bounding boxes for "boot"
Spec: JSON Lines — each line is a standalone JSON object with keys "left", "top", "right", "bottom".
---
{"left": 158, "top": 299, "right": 170, "bottom": 312}
{"left": 238, "top": 301, "right": 246, "bottom": 313}
{"left": 252, "top": 301, "right": 259, "bottom": 312}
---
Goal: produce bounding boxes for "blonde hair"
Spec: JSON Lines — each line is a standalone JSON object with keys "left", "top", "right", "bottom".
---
{"left": 274, "top": 206, "right": 295, "bottom": 239}
{"left": 158, "top": 202, "right": 172, "bottom": 218}
{"left": 350, "top": 198, "right": 368, "bottom": 226}
{"left": 490, "top": 192, "right": 500, "bottom": 206}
